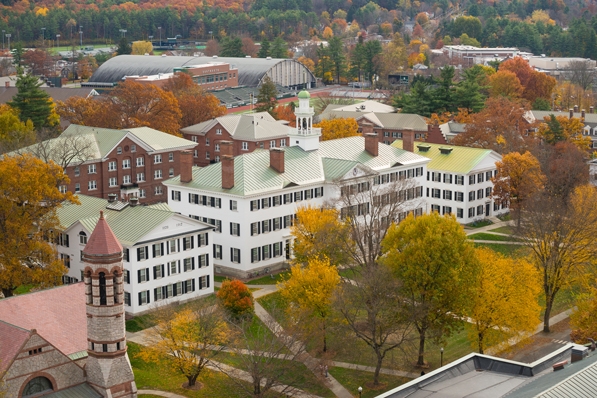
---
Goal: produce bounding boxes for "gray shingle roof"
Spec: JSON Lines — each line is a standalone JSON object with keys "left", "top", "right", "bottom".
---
{"left": 181, "top": 112, "right": 289, "bottom": 140}
{"left": 164, "top": 137, "right": 429, "bottom": 196}
{"left": 318, "top": 109, "right": 428, "bottom": 131}
{"left": 89, "top": 55, "right": 315, "bottom": 87}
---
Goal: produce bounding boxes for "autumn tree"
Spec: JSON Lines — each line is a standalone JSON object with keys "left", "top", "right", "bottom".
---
{"left": 492, "top": 151, "right": 545, "bottom": 226}
{"left": 381, "top": 213, "right": 479, "bottom": 367}
{"left": 138, "top": 301, "right": 229, "bottom": 387}
{"left": 273, "top": 104, "right": 295, "bottom": 127}
{"left": 279, "top": 257, "right": 340, "bottom": 352}
{"left": 204, "top": 39, "right": 220, "bottom": 56}
{"left": 291, "top": 205, "right": 351, "bottom": 266}
{"left": 254, "top": 76, "right": 278, "bottom": 116}
{"left": 216, "top": 279, "right": 254, "bottom": 319}
{"left": 0, "top": 104, "right": 35, "bottom": 153}
{"left": 314, "top": 117, "right": 360, "bottom": 141}
{"left": 162, "top": 72, "right": 226, "bottom": 127}
{"left": 22, "top": 49, "right": 51, "bottom": 75}
{"left": 77, "top": 56, "right": 98, "bottom": 80}
{"left": 241, "top": 37, "right": 258, "bottom": 58}
{"left": 453, "top": 96, "right": 535, "bottom": 154}
{"left": 297, "top": 56, "right": 315, "bottom": 72}
{"left": 468, "top": 248, "right": 541, "bottom": 354}
{"left": 499, "top": 57, "right": 556, "bottom": 103}
{"left": 537, "top": 115, "right": 591, "bottom": 151}
{"left": 0, "top": 154, "right": 76, "bottom": 297}
{"left": 489, "top": 70, "right": 523, "bottom": 99}
{"left": 568, "top": 59, "right": 596, "bottom": 90}
{"left": 9, "top": 73, "right": 58, "bottom": 130}
{"left": 570, "top": 280, "right": 597, "bottom": 343}
{"left": 519, "top": 185, "right": 597, "bottom": 332}
{"left": 131, "top": 41, "right": 153, "bottom": 55}
{"left": 334, "top": 264, "right": 413, "bottom": 385}
{"left": 20, "top": 129, "right": 95, "bottom": 169}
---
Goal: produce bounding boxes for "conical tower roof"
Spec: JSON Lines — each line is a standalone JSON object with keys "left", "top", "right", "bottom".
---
{"left": 83, "top": 211, "right": 122, "bottom": 256}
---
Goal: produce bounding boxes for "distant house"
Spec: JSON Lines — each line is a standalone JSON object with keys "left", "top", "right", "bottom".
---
{"left": 439, "top": 121, "right": 467, "bottom": 142}
{"left": 527, "top": 109, "right": 597, "bottom": 149}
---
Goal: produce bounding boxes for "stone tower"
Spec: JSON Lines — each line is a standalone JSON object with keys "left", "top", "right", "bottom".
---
{"left": 83, "top": 211, "right": 137, "bottom": 398}
{"left": 289, "top": 90, "right": 321, "bottom": 151}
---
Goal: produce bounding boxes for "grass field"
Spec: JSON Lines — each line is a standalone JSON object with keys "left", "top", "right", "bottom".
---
{"left": 468, "top": 232, "right": 521, "bottom": 242}
{"left": 328, "top": 367, "right": 411, "bottom": 398}
{"left": 246, "top": 272, "right": 288, "bottom": 285}
{"left": 489, "top": 226, "right": 514, "bottom": 234}
{"left": 464, "top": 220, "right": 493, "bottom": 229}
{"left": 473, "top": 242, "right": 528, "bottom": 257}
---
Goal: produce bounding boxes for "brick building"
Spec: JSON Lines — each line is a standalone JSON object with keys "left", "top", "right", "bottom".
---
{"left": 180, "top": 112, "right": 291, "bottom": 167}
{"left": 124, "top": 62, "right": 239, "bottom": 91}
{"left": 19, "top": 124, "right": 196, "bottom": 204}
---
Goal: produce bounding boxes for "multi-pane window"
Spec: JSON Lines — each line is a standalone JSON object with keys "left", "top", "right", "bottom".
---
{"left": 486, "top": 171, "right": 492, "bottom": 181}
{"left": 153, "top": 243, "right": 163, "bottom": 257}
{"left": 457, "top": 208, "right": 464, "bottom": 218}
{"left": 88, "top": 164, "right": 97, "bottom": 174}
{"left": 242, "top": 142, "right": 248, "bottom": 150}
{"left": 469, "top": 175, "right": 475, "bottom": 185}
{"left": 169, "top": 152, "right": 174, "bottom": 162}
{"left": 131, "top": 145, "right": 136, "bottom": 152}
{"left": 206, "top": 151, "right": 210, "bottom": 160}
{"left": 123, "top": 175, "right": 131, "bottom": 184}
{"left": 230, "top": 200, "right": 238, "bottom": 211}
{"left": 231, "top": 248, "right": 240, "bottom": 263}
{"left": 136, "top": 173, "right": 145, "bottom": 182}
{"left": 154, "top": 170, "right": 163, "bottom": 179}
{"left": 169, "top": 239, "right": 178, "bottom": 253}
{"left": 109, "top": 177, "right": 117, "bottom": 187}
{"left": 138, "top": 268, "right": 150, "bottom": 283}
{"left": 74, "top": 167, "right": 80, "bottom": 177}
{"left": 171, "top": 190, "right": 181, "bottom": 201}
{"left": 124, "top": 292, "right": 131, "bottom": 306}
{"left": 117, "top": 147, "right": 122, "bottom": 154}
{"left": 88, "top": 180, "right": 97, "bottom": 190}
{"left": 206, "top": 138, "right": 210, "bottom": 146}
{"left": 456, "top": 175, "right": 464, "bottom": 185}
{"left": 270, "top": 140, "right": 276, "bottom": 148}
{"left": 486, "top": 187, "right": 492, "bottom": 197}
{"left": 191, "top": 136, "right": 198, "bottom": 142}
{"left": 136, "top": 157, "right": 145, "bottom": 167}
{"left": 79, "top": 231, "right": 88, "bottom": 244}
{"left": 139, "top": 189, "right": 146, "bottom": 198}
{"left": 216, "top": 128, "right": 222, "bottom": 135}
{"left": 213, "top": 244, "right": 222, "bottom": 259}
{"left": 477, "top": 189, "right": 484, "bottom": 199}
{"left": 468, "top": 208, "right": 475, "bottom": 217}
{"left": 183, "top": 258, "right": 194, "bottom": 272}
{"left": 455, "top": 192, "right": 464, "bottom": 202}
{"left": 154, "top": 154, "right": 162, "bottom": 164}
{"left": 169, "top": 261, "right": 178, "bottom": 275}
{"left": 230, "top": 222, "right": 240, "bottom": 236}
{"left": 122, "top": 159, "right": 131, "bottom": 169}
{"left": 198, "top": 275, "right": 210, "bottom": 289}
{"left": 215, "top": 144, "right": 220, "bottom": 152}
{"left": 183, "top": 236, "right": 193, "bottom": 250}
{"left": 477, "top": 205, "right": 484, "bottom": 215}
{"left": 198, "top": 254, "right": 209, "bottom": 268}
{"left": 469, "top": 191, "right": 475, "bottom": 201}
{"left": 280, "top": 139, "right": 286, "bottom": 147}
{"left": 139, "top": 290, "right": 149, "bottom": 305}
{"left": 251, "top": 222, "right": 260, "bottom": 236}
{"left": 251, "top": 247, "right": 260, "bottom": 263}
{"left": 169, "top": 168, "right": 174, "bottom": 177}
{"left": 137, "top": 246, "right": 148, "bottom": 261}
{"left": 262, "top": 220, "right": 271, "bottom": 233}
{"left": 443, "top": 190, "right": 452, "bottom": 200}
{"left": 154, "top": 264, "right": 164, "bottom": 279}
{"left": 262, "top": 245, "right": 271, "bottom": 260}
{"left": 198, "top": 233, "right": 208, "bottom": 247}
{"left": 273, "top": 242, "right": 282, "bottom": 257}
{"left": 477, "top": 173, "right": 484, "bottom": 183}
{"left": 108, "top": 161, "right": 117, "bottom": 171}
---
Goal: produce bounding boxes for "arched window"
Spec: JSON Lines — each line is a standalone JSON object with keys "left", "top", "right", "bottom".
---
{"left": 79, "top": 231, "right": 87, "bottom": 244}
{"left": 99, "top": 272, "right": 107, "bottom": 305}
{"left": 113, "top": 271, "right": 118, "bottom": 303}
{"left": 23, "top": 376, "right": 53, "bottom": 397}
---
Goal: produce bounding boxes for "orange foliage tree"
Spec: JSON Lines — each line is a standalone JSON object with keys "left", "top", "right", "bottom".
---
{"left": 499, "top": 57, "right": 556, "bottom": 103}
{"left": 314, "top": 117, "right": 359, "bottom": 141}
{"left": 163, "top": 73, "right": 226, "bottom": 128}
{"left": 489, "top": 70, "right": 523, "bottom": 99}
{"left": 273, "top": 104, "right": 296, "bottom": 127}
{"left": 216, "top": 279, "right": 254, "bottom": 319}
{"left": 453, "top": 97, "right": 535, "bottom": 154}
{"left": 57, "top": 80, "right": 182, "bottom": 135}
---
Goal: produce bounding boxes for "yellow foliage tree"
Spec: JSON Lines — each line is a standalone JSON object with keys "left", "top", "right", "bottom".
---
{"left": 489, "top": 70, "right": 523, "bottom": 99}
{"left": 278, "top": 256, "right": 340, "bottom": 352}
{"left": 530, "top": 9, "right": 555, "bottom": 25}
{"left": 323, "top": 26, "right": 334, "bottom": 39}
{"left": 131, "top": 41, "right": 153, "bottom": 55}
{"left": 0, "top": 154, "right": 76, "bottom": 297}
{"left": 314, "top": 117, "right": 359, "bottom": 141}
{"left": 137, "top": 304, "right": 229, "bottom": 387}
{"left": 570, "top": 278, "right": 597, "bottom": 343}
{"left": 468, "top": 248, "right": 541, "bottom": 354}
{"left": 291, "top": 204, "right": 351, "bottom": 266}
{"left": 492, "top": 151, "right": 545, "bottom": 226}
{"left": 297, "top": 56, "right": 315, "bottom": 72}
{"left": 0, "top": 104, "right": 35, "bottom": 152}
{"left": 538, "top": 115, "right": 591, "bottom": 151}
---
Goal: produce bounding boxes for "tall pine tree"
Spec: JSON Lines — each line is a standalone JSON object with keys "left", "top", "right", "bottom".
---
{"left": 255, "top": 76, "right": 278, "bottom": 117}
{"left": 8, "top": 73, "right": 54, "bottom": 130}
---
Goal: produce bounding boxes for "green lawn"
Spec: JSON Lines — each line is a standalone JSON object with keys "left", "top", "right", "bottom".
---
{"left": 468, "top": 232, "right": 520, "bottom": 242}
{"left": 338, "top": 267, "right": 361, "bottom": 279}
{"left": 489, "top": 226, "right": 514, "bottom": 234}
{"left": 257, "top": 291, "right": 286, "bottom": 315}
{"left": 247, "top": 272, "right": 288, "bottom": 285}
{"left": 213, "top": 275, "right": 229, "bottom": 283}
{"left": 129, "top": 342, "right": 253, "bottom": 397}
{"left": 465, "top": 220, "right": 493, "bottom": 229}
{"left": 473, "top": 243, "right": 528, "bottom": 257}
{"left": 328, "top": 367, "right": 411, "bottom": 398}
{"left": 14, "top": 284, "right": 35, "bottom": 295}
{"left": 215, "top": 352, "right": 334, "bottom": 397}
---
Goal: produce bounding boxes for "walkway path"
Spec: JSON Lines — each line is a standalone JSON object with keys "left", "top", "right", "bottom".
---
{"left": 137, "top": 390, "right": 187, "bottom": 398}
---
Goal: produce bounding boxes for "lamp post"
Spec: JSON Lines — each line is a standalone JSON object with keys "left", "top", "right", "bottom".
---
{"left": 6, "top": 33, "right": 11, "bottom": 51}
{"left": 79, "top": 26, "right": 83, "bottom": 48}
{"left": 440, "top": 347, "right": 444, "bottom": 368}
{"left": 358, "top": 386, "right": 362, "bottom": 398}
{"left": 158, "top": 27, "right": 162, "bottom": 47}
{"left": 208, "top": 30, "right": 213, "bottom": 40}
{"left": 56, "top": 34, "right": 60, "bottom": 49}
{"left": 41, "top": 27, "right": 46, "bottom": 45}
{"left": 148, "top": 35, "right": 153, "bottom": 44}
{"left": 119, "top": 29, "right": 127, "bottom": 38}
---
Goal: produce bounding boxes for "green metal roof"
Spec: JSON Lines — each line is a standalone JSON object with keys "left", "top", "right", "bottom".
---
{"left": 298, "top": 90, "right": 310, "bottom": 99}
{"left": 391, "top": 140, "right": 495, "bottom": 174}
{"left": 56, "top": 195, "right": 209, "bottom": 246}
{"left": 67, "top": 350, "right": 88, "bottom": 360}
{"left": 165, "top": 136, "right": 429, "bottom": 197}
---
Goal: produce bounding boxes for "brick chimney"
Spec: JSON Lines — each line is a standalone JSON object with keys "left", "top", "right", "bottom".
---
{"left": 569, "top": 109, "right": 574, "bottom": 119}
{"left": 222, "top": 155, "right": 234, "bottom": 189}
{"left": 590, "top": 106, "right": 594, "bottom": 114}
{"left": 574, "top": 105, "right": 579, "bottom": 113}
{"left": 361, "top": 122, "right": 374, "bottom": 136}
{"left": 220, "top": 140, "right": 234, "bottom": 157}
{"left": 269, "top": 148, "right": 285, "bottom": 173}
{"left": 364, "top": 133, "right": 378, "bottom": 156}
{"left": 403, "top": 129, "right": 415, "bottom": 153}
{"left": 4, "top": 81, "right": 9, "bottom": 88}
{"left": 180, "top": 150, "right": 193, "bottom": 183}
{"left": 582, "top": 109, "right": 586, "bottom": 119}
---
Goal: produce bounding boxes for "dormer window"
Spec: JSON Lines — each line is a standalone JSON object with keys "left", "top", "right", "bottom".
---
{"left": 79, "top": 231, "right": 87, "bottom": 244}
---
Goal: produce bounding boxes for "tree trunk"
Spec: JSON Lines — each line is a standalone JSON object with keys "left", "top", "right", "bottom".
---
{"left": 322, "top": 320, "right": 327, "bottom": 353}
{"left": 374, "top": 351, "right": 383, "bottom": 386}
{"left": 2, "top": 287, "right": 13, "bottom": 298}
{"left": 253, "top": 378, "right": 261, "bottom": 395}
{"left": 478, "top": 332, "right": 484, "bottom": 355}
{"left": 417, "top": 330, "right": 426, "bottom": 367}
{"left": 544, "top": 297, "right": 554, "bottom": 333}
{"left": 187, "top": 373, "right": 198, "bottom": 387}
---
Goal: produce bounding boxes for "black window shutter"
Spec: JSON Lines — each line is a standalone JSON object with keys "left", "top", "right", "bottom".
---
{"left": 137, "top": 270, "right": 141, "bottom": 283}
{"left": 144, "top": 247, "right": 148, "bottom": 259}
{"left": 161, "top": 243, "right": 164, "bottom": 255}
{"left": 230, "top": 247, "right": 233, "bottom": 261}
{"left": 283, "top": 195, "right": 287, "bottom": 204}
{"left": 65, "top": 234, "right": 69, "bottom": 247}
{"left": 178, "top": 260, "right": 181, "bottom": 273}
{"left": 192, "top": 279, "right": 196, "bottom": 291}
{"left": 138, "top": 292, "right": 142, "bottom": 305}
{"left": 206, "top": 254, "right": 210, "bottom": 267}
{"left": 173, "top": 283, "right": 177, "bottom": 296}
{"left": 154, "top": 288, "right": 158, "bottom": 301}
{"left": 167, "top": 242, "right": 170, "bottom": 255}
{"left": 206, "top": 233, "right": 209, "bottom": 245}
{"left": 192, "top": 257, "right": 195, "bottom": 270}
{"left": 229, "top": 223, "right": 232, "bottom": 235}
{"left": 206, "top": 275, "right": 210, "bottom": 288}
{"left": 152, "top": 245, "right": 156, "bottom": 257}
{"left": 183, "top": 239, "right": 187, "bottom": 250}
{"left": 167, "top": 263, "right": 170, "bottom": 276}
{"left": 162, "top": 286, "right": 167, "bottom": 298}
{"left": 137, "top": 248, "right": 141, "bottom": 261}
{"left": 199, "top": 277, "right": 203, "bottom": 289}
{"left": 190, "top": 236, "right": 194, "bottom": 249}
{"left": 147, "top": 291, "right": 150, "bottom": 303}
{"left": 153, "top": 267, "right": 157, "bottom": 279}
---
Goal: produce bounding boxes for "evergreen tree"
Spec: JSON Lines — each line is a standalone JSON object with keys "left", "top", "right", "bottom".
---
{"left": 116, "top": 37, "right": 131, "bottom": 55}
{"left": 269, "top": 37, "right": 288, "bottom": 58}
{"left": 434, "top": 66, "right": 455, "bottom": 112}
{"left": 255, "top": 76, "right": 278, "bottom": 117}
{"left": 393, "top": 81, "right": 434, "bottom": 116}
{"left": 8, "top": 73, "right": 53, "bottom": 130}
{"left": 362, "top": 40, "right": 382, "bottom": 83}
{"left": 11, "top": 42, "right": 24, "bottom": 71}
{"left": 327, "top": 37, "right": 346, "bottom": 84}
{"left": 220, "top": 36, "right": 245, "bottom": 57}
{"left": 257, "top": 37, "right": 270, "bottom": 58}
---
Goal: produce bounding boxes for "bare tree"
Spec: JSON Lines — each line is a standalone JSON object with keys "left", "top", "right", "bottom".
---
{"left": 22, "top": 130, "right": 96, "bottom": 169}
{"left": 333, "top": 172, "right": 424, "bottom": 268}
{"left": 568, "top": 60, "right": 596, "bottom": 90}
{"left": 334, "top": 265, "right": 415, "bottom": 385}
{"left": 219, "top": 308, "right": 311, "bottom": 397}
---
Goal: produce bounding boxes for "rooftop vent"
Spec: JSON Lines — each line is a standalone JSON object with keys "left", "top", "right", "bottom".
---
{"left": 106, "top": 201, "right": 129, "bottom": 211}
{"left": 439, "top": 147, "right": 453, "bottom": 154}
{"left": 130, "top": 197, "right": 139, "bottom": 207}
{"left": 417, "top": 144, "right": 431, "bottom": 152}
